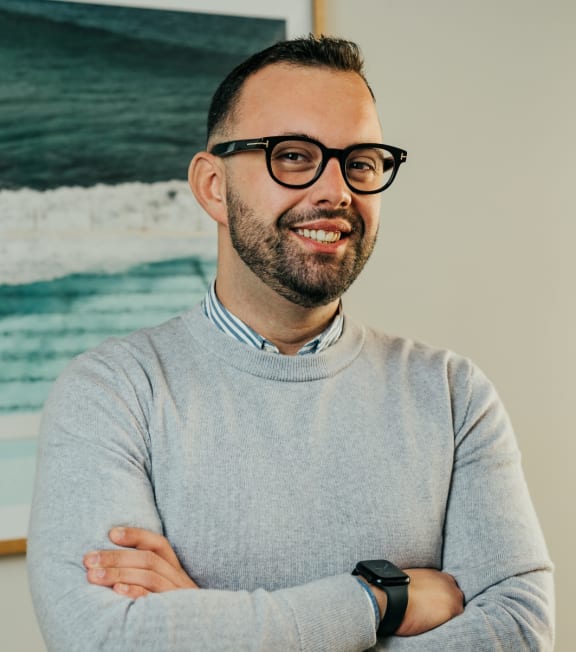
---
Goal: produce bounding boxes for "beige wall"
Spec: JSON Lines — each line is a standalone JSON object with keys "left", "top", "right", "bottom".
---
{"left": 2, "top": 1, "right": 573, "bottom": 650}
{"left": 328, "top": 0, "right": 574, "bottom": 649}
{"left": 0, "top": 555, "right": 44, "bottom": 650}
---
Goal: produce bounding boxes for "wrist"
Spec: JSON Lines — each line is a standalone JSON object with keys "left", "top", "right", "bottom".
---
{"left": 370, "top": 584, "right": 389, "bottom": 623}
{"left": 362, "top": 580, "right": 389, "bottom": 621}
{"left": 355, "top": 577, "right": 382, "bottom": 627}
{"left": 352, "top": 560, "right": 410, "bottom": 636}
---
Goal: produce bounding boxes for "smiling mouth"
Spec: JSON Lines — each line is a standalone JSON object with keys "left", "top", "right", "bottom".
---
{"left": 295, "top": 228, "right": 343, "bottom": 244}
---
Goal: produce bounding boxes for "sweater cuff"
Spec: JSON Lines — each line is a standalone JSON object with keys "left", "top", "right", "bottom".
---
{"left": 280, "top": 574, "right": 377, "bottom": 651}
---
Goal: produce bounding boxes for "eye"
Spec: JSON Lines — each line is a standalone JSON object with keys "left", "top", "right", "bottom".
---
{"left": 346, "top": 148, "right": 392, "bottom": 184}
{"left": 346, "top": 155, "right": 380, "bottom": 179}
{"left": 276, "top": 150, "right": 310, "bottom": 163}
{"left": 348, "top": 158, "right": 377, "bottom": 172}
{"left": 271, "top": 141, "right": 321, "bottom": 171}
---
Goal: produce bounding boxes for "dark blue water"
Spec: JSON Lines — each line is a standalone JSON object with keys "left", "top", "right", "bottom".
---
{"left": 0, "top": 256, "right": 216, "bottom": 413}
{"left": 0, "top": 0, "right": 285, "bottom": 190}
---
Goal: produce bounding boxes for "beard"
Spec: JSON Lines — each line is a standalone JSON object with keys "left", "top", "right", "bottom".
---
{"left": 226, "top": 189, "right": 377, "bottom": 308}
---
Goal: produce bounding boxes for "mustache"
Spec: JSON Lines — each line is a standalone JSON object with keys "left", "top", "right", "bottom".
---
{"left": 278, "top": 208, "right": 365, "bottom": 233}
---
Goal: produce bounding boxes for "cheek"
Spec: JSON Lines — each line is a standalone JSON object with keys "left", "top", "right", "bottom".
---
{"left": 231, "top": 166, "right": 306, "bottom": 218}
{"left": 359, "top": 199, "right": 381, "bottom": 236}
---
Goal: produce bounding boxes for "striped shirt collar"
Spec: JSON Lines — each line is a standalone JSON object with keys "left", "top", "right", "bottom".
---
{"left": 202, "top": 280, "right": 343, "bottom": 355}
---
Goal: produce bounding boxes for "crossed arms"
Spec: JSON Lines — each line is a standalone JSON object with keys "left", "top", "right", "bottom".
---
{"left": 83, "top": 526, "right": 464, "bottom": 638}
{"left": 27, "top": 337, "right": 554, "bottom": 651}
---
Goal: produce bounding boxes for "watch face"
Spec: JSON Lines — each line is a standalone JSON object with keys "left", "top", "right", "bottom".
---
{"left": 356, "top": 560, "right": 410, "bottom": 586}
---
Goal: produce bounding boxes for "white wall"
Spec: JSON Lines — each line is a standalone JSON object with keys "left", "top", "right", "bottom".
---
{"left": 2, "top": 1, "right": 573, "bottom": 650}
{"left": 328, "top": 1, "right": 574, "bottom": 649}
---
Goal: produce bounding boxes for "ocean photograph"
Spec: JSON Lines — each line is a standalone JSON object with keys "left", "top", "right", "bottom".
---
{"left": 0, "top": 0, "right": 286, "bottom": 541}
{"left": 0, "top": 0, "right": 285, "bottom": 416}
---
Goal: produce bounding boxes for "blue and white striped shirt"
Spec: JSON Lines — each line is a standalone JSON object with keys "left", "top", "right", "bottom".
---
{"left": 202, "top": 280, "right": 343, "bottom": 355}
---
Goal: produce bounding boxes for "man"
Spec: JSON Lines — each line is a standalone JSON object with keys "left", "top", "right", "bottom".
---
{"left": 28, "top": 36, "right": 554, "bottom": 650}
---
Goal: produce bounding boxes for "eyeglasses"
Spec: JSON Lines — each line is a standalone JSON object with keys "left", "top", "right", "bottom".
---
{"left": 210, "top": 135, "right": 407, "bottom": 194}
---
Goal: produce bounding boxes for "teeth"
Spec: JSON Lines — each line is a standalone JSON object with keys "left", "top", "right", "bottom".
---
{"left": 296, "top": 228, "right": 341, "bottom": 243}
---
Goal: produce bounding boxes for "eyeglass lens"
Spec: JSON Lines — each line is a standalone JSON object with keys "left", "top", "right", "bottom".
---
{"left": 270, "top": 140, "right": 395, "bottom": 192}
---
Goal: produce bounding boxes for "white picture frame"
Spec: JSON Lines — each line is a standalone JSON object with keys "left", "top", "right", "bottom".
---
{"left": 56, "top": 0, "right": 320, "bottom": 37}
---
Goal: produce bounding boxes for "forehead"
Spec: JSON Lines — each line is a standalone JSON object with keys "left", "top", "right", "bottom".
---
{"left": 231, "top": 63, "right": 382, "bottom": 146}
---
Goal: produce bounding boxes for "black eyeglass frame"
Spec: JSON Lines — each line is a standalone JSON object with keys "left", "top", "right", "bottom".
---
{"left": 210, "top": 135, "right": 408, "bottom": 195}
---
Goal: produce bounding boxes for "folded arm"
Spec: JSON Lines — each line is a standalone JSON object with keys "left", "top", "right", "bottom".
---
{"left": 28, "top": 344, "right": 554, "bottom": 650}
{"left": 28, "top": 351, "right": 458, "bottom": 651}
{"left": 84, "top": 527, "right": 463, "bottom": 635}
{"left": 384, "top": 359, "right": 555, "bottom": 650}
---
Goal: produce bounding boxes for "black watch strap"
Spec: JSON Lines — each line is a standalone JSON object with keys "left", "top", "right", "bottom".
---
{"left": 377, "top": 584, "right": 409, "bottom": 636}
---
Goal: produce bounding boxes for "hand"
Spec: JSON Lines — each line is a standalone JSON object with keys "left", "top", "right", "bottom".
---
{"left": 397, "top": 568, "right": 464, "bottom": 636}
{"left": 83, "top": 527, "right": 198, "bottom": 599}
{"left": 371, "top": 568, "right": 464, "bottom": 637}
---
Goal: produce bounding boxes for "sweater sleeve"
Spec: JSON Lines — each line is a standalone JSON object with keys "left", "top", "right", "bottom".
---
{"left": 27, "top": 351, "right": 376, "bottom": 652}
{"left": 373, "top": 358, "right": 555, "bottom": 651}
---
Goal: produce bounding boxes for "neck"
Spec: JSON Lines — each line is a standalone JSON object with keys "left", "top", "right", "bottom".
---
{"left": 214, "top": 272, "right": 340, "bottom": 356}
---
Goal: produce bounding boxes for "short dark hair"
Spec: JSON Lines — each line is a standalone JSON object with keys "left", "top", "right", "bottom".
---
{"left": 206, "top": 35, "right": 374, "bottom": 144}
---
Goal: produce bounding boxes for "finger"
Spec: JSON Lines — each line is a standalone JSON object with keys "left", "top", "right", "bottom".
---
{"left": 113, "top": 583, "right": 150, "bottom": 599}
{"left": 84, "top": 548, "right": 191, "bottom": 588}
{"left": 109, "top": 527, "right": 181, "bottom": 568}
{"left": 87, "top": 566, "right": 175, "bottom": 592}
{"left": 84, "top": 549, "right": 199, "bottom": 590}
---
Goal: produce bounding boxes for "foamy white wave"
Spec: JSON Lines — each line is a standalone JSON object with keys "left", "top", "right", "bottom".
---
{"left": 0, "top": 181, "right": 217, "bottom": 284}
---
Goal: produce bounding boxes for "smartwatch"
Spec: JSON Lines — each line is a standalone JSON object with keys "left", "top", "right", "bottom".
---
{"left": 352, "top": 560, "right": 410, "bottom": 636}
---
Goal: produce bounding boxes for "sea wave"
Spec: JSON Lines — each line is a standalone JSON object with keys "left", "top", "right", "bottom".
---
{"left": 0, "top": 181, "right": 217, "bottom": 284}
{"left": 0, "top": 256, "right": 215, "bottom": 413}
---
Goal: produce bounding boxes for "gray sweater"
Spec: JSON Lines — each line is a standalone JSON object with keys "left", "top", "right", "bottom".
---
{"left": 27, "top": 306, "right": 554, "bottom": 651}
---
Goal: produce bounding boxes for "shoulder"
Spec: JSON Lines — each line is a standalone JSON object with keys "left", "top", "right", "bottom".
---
{"left": 358, "top": 323, "right": 514, "bottom": 449}
{"left": 354, "top": 320, "right": 498, "bottom": 414}
{"left": 358, "top": 321, "right": 476, "bottom": 378}
{"left": 50, "top": 311, "right": 193, "bottom": 401}
{"left": 80, "top": 309, "right": 192, "bottom": 364}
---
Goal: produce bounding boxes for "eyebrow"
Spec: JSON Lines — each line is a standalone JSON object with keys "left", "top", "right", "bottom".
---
{"left": 275, "top": 132, "right": 386, "bottom": 148}
{"left": 277, "top": 131, "right": 317, "bottom": 140}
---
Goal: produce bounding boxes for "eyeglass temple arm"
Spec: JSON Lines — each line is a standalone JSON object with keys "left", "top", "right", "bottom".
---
{"left": 211, "top": 140, "right": 269, "bottom": 156}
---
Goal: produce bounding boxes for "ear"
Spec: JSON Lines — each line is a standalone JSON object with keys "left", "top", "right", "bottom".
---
{"left": 188, "top": 152, "right": 228, "bottom": 226}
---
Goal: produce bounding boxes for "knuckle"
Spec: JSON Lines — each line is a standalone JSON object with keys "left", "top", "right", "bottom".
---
{"left": 156, "top": 536, "right": 170, "bottom": 552}
{"left": 143, "top": 550, "right": 157, "bottom": 568}
{"left": 127, "top": 585, "right": 143, "bottom": 598}
{"left": 144, "top": 570, "right": 162, "bottom": 592}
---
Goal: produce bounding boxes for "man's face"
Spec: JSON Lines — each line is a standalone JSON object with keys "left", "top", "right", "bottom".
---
{"left": 219, "top": 63, "right": 383, "bottom": 308}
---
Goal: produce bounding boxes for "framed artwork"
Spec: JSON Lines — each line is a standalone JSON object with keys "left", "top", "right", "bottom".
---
{"left": 0, "top": 0, "right": 320, "bottom": 555}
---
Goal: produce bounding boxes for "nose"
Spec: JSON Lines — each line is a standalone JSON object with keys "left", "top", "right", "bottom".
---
{"left": 308, "top": 156, "right": 352, "bottom": 208}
